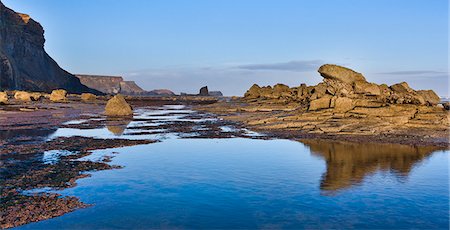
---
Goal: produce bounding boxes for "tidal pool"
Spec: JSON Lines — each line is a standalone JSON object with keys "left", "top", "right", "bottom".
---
{"left": 17, "top": 106, "right": 449, "bottom": 229}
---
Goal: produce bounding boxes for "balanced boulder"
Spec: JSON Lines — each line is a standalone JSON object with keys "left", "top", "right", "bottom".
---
{"left": 105, "top": 94, "right": 133, "bottom": 117}
{"left": 50, "top": 89, "right": 67, "bottom": 102}
{"left": 318, "top": 64, "right": 366, "bottom": 84}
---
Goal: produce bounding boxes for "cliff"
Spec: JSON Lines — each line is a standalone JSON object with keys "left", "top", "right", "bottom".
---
{"left": 76, "top": 74, "right": 174, "bottom": 96}
{"left": 119, "top": 81, "right": 146, "bottom": 95}
{"left": 76, "top": 75, "right": 123, "bottom": 94}
{"left": 0, "top": 1, "right": 96, "bottom": 93}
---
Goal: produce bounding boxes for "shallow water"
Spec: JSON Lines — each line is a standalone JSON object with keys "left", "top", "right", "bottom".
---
{"left": 17, "top": 106, "right": 449, "bottom": 229}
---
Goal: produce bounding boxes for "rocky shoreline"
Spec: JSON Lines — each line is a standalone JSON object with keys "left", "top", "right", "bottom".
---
{"left": 198, "top": 65, "right": 449, "bottom": 148}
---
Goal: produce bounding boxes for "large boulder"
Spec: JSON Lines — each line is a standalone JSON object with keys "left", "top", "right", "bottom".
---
{"left": 244, "top": 84, "right": 261, "bottom": 99}
{"left": 318, "top": 64, "right": 366, "bottom": 84}
{"left": 14, "top": 91, "right": 31, "bottom": 102}
{"left": 199, "top": 86, "right": 209, "bottom": 96}
{"left": 417, "top": 90, "right": 440, "bottom": 106}
{"left": 0, "top": 92, "right": 8, "bottom": 104}
{"left": 50, "top": 89, "right": 67, "bottom": 102}
{"left": 105, "top": 94, "right": 133, "bottom": 117}
{"left": 309, "top": 95, "right": 332, "bottom": 111}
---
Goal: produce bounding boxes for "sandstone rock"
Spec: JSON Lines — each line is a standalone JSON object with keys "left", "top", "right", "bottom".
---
{"left": 199, "top": 86, "right": 209, "bottom": 96}
{"left": 105, "top": 94, "right": 133, "bottom": 117}
{"left": 81, "top": 93, "right": 96, "bottom": 101}
{"left": 309, "top": 95, "right": 332, "bottom": 111}
{"left": 14, "top": 91, "right": 31, "bottom": 102}
{"left": 260, "top": 86, "right": 274, "bottom": 99}
{"left": 0, "top": 92, "right": 8, "bottom": 104}
{"left": 334, "top": 97, "right": 354, "bottom": 113}
{"left": 353, "top": 81, "right": 381, "bottom": 96}
{"left": 244, "top": 84, "right": 261, "bottom": 99}
{"left": 50, "top": 89, "right": 67, "bottom": 102}
{"left": 318, "top": 64, "right": 366, "bottom": 84}
{"left": 390, "top": 82, "right": 413, "bottom": 93}
{"left": 273, "top": 84, "right": 291, "bottom": 98}
{"left": 417, "top": 90, "right": 440, "bottom": 105}
{"left": 310, "top": 82, "right": 328, "bottom": 100}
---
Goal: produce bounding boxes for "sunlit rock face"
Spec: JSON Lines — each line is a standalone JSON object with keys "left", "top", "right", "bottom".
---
{"left": 301, "top": 139, "right": 440, "bottom": 194}
{"left": 0, "top": 2, "right": 95, "bottom": 93}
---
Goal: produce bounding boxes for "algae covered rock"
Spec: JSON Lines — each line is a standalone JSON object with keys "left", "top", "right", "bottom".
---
{"left": 50, "top": 89, "right": 67, "bottom": 102}
{"left": 105, "top": 94, "right": 133, "bottom": 117}
{"left": 318, "top": 64, "right": 366, "bottom": 84}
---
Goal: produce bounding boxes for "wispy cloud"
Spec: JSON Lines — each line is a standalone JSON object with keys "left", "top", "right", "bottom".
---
{"left": 379, "top": 70, "right": 447, "bottom": 75}
{"left": 237, "top": 60, "right": 323, "bottom": 72}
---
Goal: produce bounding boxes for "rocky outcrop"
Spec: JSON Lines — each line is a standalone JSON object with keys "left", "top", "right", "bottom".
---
{"left": 105, "top": 94, "right": 133, "bottom": 117}
{"left": 0, "top": 2, "right": 96, "bottom": 94}
{"left": 235, "top": 64, "right": 449, "bottom": 142}
{"left": 199, "top": 86, "right": 209, "bottom": 96}
{"left": 209, "top": 91, "right": 223, "bottom": 97}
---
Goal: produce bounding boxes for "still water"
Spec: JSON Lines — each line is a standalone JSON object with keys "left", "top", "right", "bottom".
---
{"left": 18, "top": 106, "right": 449, "bottom": 229}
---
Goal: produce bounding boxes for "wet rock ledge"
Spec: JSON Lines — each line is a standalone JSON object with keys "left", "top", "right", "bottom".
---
{"left": 199, "top": 64, "right": 449, "bottom": 147}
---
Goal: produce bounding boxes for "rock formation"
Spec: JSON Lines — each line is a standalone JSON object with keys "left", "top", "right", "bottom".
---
{"left": 199, "top": 86, "right": 209, "bottom": 96}
{"left": 147, "top": 89, "right": 175, "bottom": 96}
{"left": 49, "top": 89, "right": 67, "bottom": 102}
{"left": 237, "top": 64, "right": 449, "bottom": 139}
{"left": 244, "top": 64, "right": 443, "bottom": 109}
{"left": 0, "top": 91, "right": 7, "bottom": 104}
{"left": 0, "top": 2, "right": 96, "bottom": 94}
{"left": 105, "top": 94, "right": 133, "bottom": 117}
{"left": 209, "top": 91, "right": 224, "bottom": 97}
{"left": 14, "top": 91, "right": 31, "bottom": 102}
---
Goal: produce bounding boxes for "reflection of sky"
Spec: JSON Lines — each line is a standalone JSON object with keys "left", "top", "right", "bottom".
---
{"left": 20, "top": 137, "right": 448, "bottom": 229}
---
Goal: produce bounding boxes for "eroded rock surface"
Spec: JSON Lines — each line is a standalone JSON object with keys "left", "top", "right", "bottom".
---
{"left": 200, "top": 64, "right": 448, "bottom": 147}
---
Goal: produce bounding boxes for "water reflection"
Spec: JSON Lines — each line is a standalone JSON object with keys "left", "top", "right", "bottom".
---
{"left": 105, "top": 119, "right": 132, "bottom": 136}
{"left": 300, "top": 139, "right": 441, "bottom": 194}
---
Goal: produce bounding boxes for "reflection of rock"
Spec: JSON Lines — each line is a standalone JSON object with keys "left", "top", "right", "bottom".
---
{"left": 300, "top": 139, "right": 440, "bottom": 194}
{"left": 106, "top": 119, "right": 131, "bottom": 136}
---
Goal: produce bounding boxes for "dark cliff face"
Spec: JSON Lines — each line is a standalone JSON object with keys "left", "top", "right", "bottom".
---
{"left": 0, "top": 1, "right": 97, "bottom": 93}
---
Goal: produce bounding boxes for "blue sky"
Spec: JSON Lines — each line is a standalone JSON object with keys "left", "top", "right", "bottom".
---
{"left": 3, "top": 0, "right": 448, "bottom": 96}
